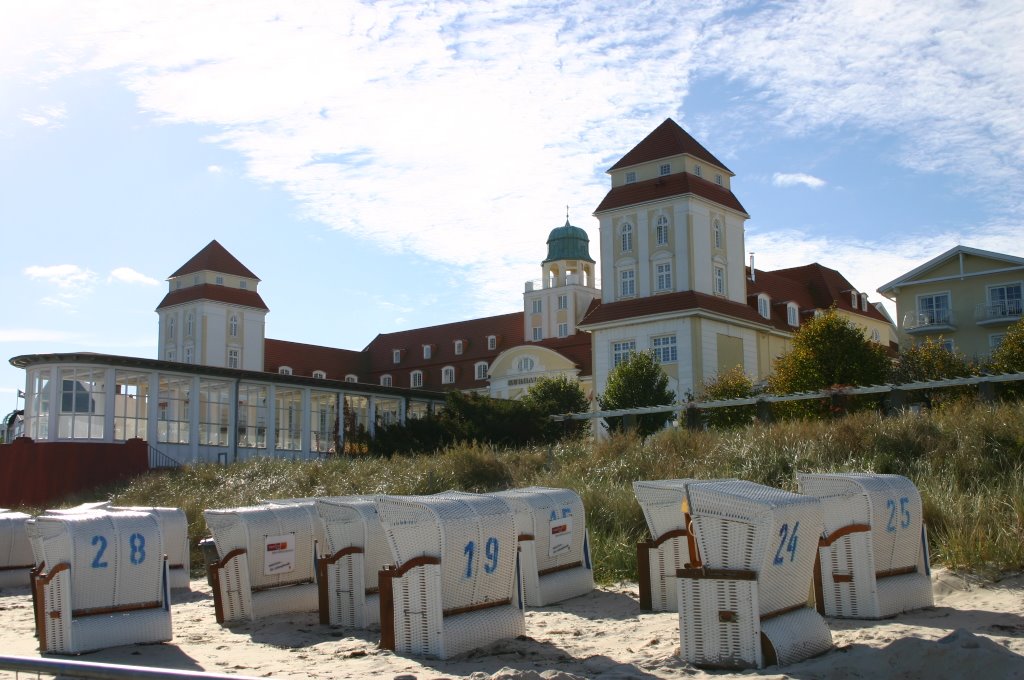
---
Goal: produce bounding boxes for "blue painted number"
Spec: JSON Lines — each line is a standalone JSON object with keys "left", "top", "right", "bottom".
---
{"left": 464, "top": 540, "right": 475, "bottom": 578}
{"left": 129, "top": 532, "right": 146, "bottom": 565}
{"left": 91, "top": 535, "right": 109, "bottom": 569}
{"left": 773, "top": 522, "right": 800, "bottom": 565}
{"left": 463, "top": 537, "right": 500, "bottom": 578}
{"left": 887, "top": 497, "right": 911, "bottom": 532}
{"left": 900, "top": 497, "right": 911, "bottom": 528}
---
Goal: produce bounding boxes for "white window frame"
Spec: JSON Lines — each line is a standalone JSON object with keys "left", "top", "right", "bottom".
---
{"left": 715, "top": 173, "right": 723, "bottom": 186}
{"left": 229, "top": 314, "right": 238, "bottom": 338}
{"left": 612, "top": 340, "right": 636, "bottom": 367}
{"left": 713, "top": 266, "right": 725, "bottom": 295}
{"left": 861, "top": 293, "right": 869, "bottom": 312}
{"left": 713, "top": 220, "right": 722, "bottom": 249}
{"left": 411, "top": 370, "right": 423, "bottom": 388}
{"left": 183, "top": 344, "right": 194, "bottom": 364}
{"left": 990, "top": 333, "right": 1006, "bottom": 350}
{"left": 557, "top": 322, "right": 568, "bottom": 338}
{"left": 850, "top": 291, "right": 858, "bottom": 308}
{"left": 517, "top": 356, "right": 535, "bottom": 372}
{"left": 186, "top": 312, "right": 194, "bottom": 337}
{"left": 423, "top": 344, "right": 432, "bottom": 360}
{"left": 392, "top": 349, "right": 401, "bottom": 364}
{"left": 621, "top": 222, "right": 633, "bottom": 253}
{"left": 312, "top": 370, "right": 326, "bottom": 379}
{"left": 345, "top": 374, "right": 357, "bottom": 383}
{"left": 239, "top": 280, "right": 248, "bottom": 289}
{"left": 659, "top": 163, "right": 671, "bottom": 176}
{"left": 278, "top": 366, "right": 292, "bottom": 375}
{"left": 215, "top": 275, "right": 224, "bottom": 285}
{"left": 454, "top": 339, "right": 464, "bottom": 355}
{"left": 532, "top": 299, "right": 542, "bottom": 314}
{"left": 652, "top": 335, "right": 677, "bottom": 364}
{"left": 532, "top": 326, "right": 542, "bottom": 341}
{"left": 226, "top": 348, "right": 238, "bottom": 369}
{"left": 487, "top": 335, "right": 497, "bottom": 350}
{"left": 656, "top": 215, "right": 669, "bottom": 246}
{"left": 656, "top": 261, "right": 672, "bottom": 292}
{"left": 558, "top": 294, "right": 568, "bottom": 310}
{"left": 758, "top": 295, "right": 770, "bottom": 319}
{"left": 475, "top": 362, "right": 488, "bottom": 380}
{"left": 441, "top": 366, "right": 455, "bottom": 384}
{"left": 694, "top": 164, "right": 702, "bottom": 177}
{"left": 620, "top": 269, "right": 636, "bottom": 297}
{"left": 787, "top": 303, "right": 799, "bottom": 327}
{"left": 380, "top": 374, "right": 392, "bottom": 387}
{"left": 917, "top": 292, "right": 952, "bottom": 325}
{"left": 625, "top": 171, "right": 636, "bottom": 184}
{"left": 987, "top": 282, "right": 1023, "bottom": 317}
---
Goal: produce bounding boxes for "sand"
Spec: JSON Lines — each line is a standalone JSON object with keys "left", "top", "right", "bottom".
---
{"left": 1, "top": 569, "right": 1022, "bottom": 679}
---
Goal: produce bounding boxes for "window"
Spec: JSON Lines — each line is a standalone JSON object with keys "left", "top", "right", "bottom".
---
{"left": 940, "top": 339, "right": 955, "bottom": 352}
{"left": 620, "top": 269, "right": 636, "bottom": 297}
{"left": 517, "top": 357, "right": 535, "bottom": 372}
{"left": 715, "top": 173, "right": 723, "bottom": 186}
{"left": 345, "top": 374, "right": 357, "bottom": 383}
{"left": 532, "top": 299, "right": 542, "bottom": 314}
{"left": 198, "top": 379, "right": 230, "bottom": 446}
{"left": 871, "top": 328, "right": 881, "bottom": 343}
{"left": 918, "top": 293, "right": 951, "bottom": 325}
{"left": 411, "top": 370, "right": 423, "bottom": 388}
{"left": 312, "top": 370, "right": 326, "bottom": 379}
{"left": 475, "top": 362, "right": 488, "bottom": 380}
{"left": 787, "top": 304, "right": 799, "bottom": 326}
{"left": 861, "top": 293, "right": 869, "bottom": 312}
{"left": 850, "top": 291, "right": 858, "bottom": 308}
{"left": 713, "top": 220, "right": 722, "bottom": 249}
{"left": 990, "top": 333, "right": 1006, "bottom": 350}
{"left": 454, "top": 340, "right": 464, "bottom": 355}
{"left": 656, "top": 262, "right": 672, "bottom": 291}
{"left": 620, "top": 222, "right": 633, "bottom": 252}
{"left": 656, "top": 215, "right": 669, "bottom": 246}
{"left": 186, "top": 312, "right": 194, "bottom": 337}
{"left": 274, "top": 386, "right": 302, "bottom": 451}
{"left": 236, "top": 382, "right": 267, "bottom": 449}
{"left": 380, "top": 375, "right": 392, "bottom": 387}
{"left": 713, "top": 266, "right": 725, "bottom": 295}
{"left": 612, "top": 340, "right": 636, "bottom": 367}
{"left": 988, "top": 283, "right": 1023, "bottom": 317}
{"left": 393, "top": 349, "right": 401, "bottom": 364}
{"left": 227, "top": 348, "right": 239, "bottom": 369}
{"left": 652, "top": 335, "right": 677, "bottom": 364}
{"left": 558, "top": 294, "right": 568, "bottom": 310}
{"left": 310, "top": 391, "right": 337, "bottom": 454}
{"left": 625, "top": 171, "right": 636, "bottom": 184}
{"left": 157, "top": 374, "right": 191, "bottom": 445}
{"left": 423, "top": 344, "right": 432, "bottom": 360}
{"left": 183, "top": 345, "right": 193, "bottom": 364}
{"left": 239, "top": 280, "right": 248, "bottom": 289}
{"left": 113, "top": 370, "right": 148, "bottom": 441}
{"left": 229, "top": 315, "right": 238, "bottom": 338}
{"left": 558, "top": 322, "right": 568, "bottom": 338}
{"left": 166, "top": 348, "right": 176, "bottom": 362}
{"left": 442, "top": 366, "right": 455, "bottom": 384}
{"left": 278, "top": 366, "right": 292, "bottom": 375}
{"left": 59, "top": 368, "right": 104, "bottom": 440}
{"left": 758, "top": 295, "right": 770, "bottom": 319}
{"left": 533, "top": 326, "right": 542, "bottom": 341}
{"left": 659, "top": 163, "right": 671, "bottom": 176}
{"left": 694, "top": 165, "right": 702, "bottom": 177}
{"left": 167, "top": 316, "right": 175, "bottom": 339}
{"left": 215, "top": 276, "right": 224, "bottom": 285}
{"left": 487, "top": 335, "right": 497, "bottom": 350}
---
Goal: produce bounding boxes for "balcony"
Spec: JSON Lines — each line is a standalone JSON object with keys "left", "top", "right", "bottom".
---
{"left": 975, "top": 300, "right": 1023, "bottom": 326}
{"left": 902, "top": 310, "right": 956, "bottom": 334}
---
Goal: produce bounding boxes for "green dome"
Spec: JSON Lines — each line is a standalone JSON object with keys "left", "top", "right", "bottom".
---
{"left": 543, "top": 219, "right": 595, "bottom": 264}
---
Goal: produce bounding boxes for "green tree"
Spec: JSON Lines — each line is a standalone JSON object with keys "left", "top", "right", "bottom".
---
{"left": 693, "top": 366, "right": 758, "bottom": 429}
{"left": 890, "top": 337, "right": 975, "bottom": 384}
{"left": 522, "top": 375, "right": 589, "bottom": 442}
{"left": 598, "top": 351, "right": 676, "bottom": 437}
{"left": 990, "top": 318, "right": 1024, "bottom": 373}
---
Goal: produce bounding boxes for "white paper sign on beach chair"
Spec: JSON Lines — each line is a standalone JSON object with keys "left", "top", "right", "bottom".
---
{"left": 798, "top": 472, "right": 934, "bottom": 619}
{"left": 678, "top": 480, "right": 833, "bottom": 669}
{"left": 204, "top": 503, "right": 323, "bottom": 624}
{"left": 29, "top": 510, "right": 171, "bottom": 654}
{"left": 314, "top": 496, "right": 391, "bottom": 629}
{"left": 375, "top": 492, "right": 525, "bottom": 659}
{"left": 0, "top": 510, "right": 34, "bottom": 589}
{"left": 492, "top": 486, "right": 593, "bottom": 607}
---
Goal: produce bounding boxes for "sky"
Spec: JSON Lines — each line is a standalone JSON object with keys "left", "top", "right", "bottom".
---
{"left": 2, "top": 0, "right": 1023, "bottom": 406}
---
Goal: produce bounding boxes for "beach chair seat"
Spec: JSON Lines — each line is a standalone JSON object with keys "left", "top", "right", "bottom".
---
{"left": 797, "top": 472, "right": 933, "bottom": 619}
{"left": 0, "top": 511, "right": 34, "bottom": 589}
{"left": 204, "top": 503, "right": 324, "bottom": 624}
{"left": 376, "top": 492, "right": 525, "bottom": 659}
{"left": 314, "top": 497, "right": 390, "bottom": 628}
{"left": 111, "top": 506, "right": 190, "bottom": 591}
{"left": 29, "top": 510, "right": 171, "bottom": 654}
{"left": 492, "top": 486, "right": 593, "bottom": 606}
{"left": 677, "top": 480, "right": 832, "bottom": 669}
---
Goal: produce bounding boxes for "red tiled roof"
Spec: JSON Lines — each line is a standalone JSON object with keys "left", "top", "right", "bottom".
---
{"left": 264, "top": 338, "right": 367, "bottom": 379}
{"left": 749, "top": 263, "right": 890, "bottom": 325}
{"left": 155, "top": 284, "right": 269, "bottom": 311}
{"left": 170, "top": 240, "right": 259, "bottom": 280}
{"left": 608, "top": 118, "right": 732, "bottom": 173}
{"left": 594, "top": 172, "right": 747, "bottom": 215}
{"left": 579, "top": 291, "right": 770, "bottom": 328}
{"left": 532, "top": 332, "right": 593, "bottom": 376}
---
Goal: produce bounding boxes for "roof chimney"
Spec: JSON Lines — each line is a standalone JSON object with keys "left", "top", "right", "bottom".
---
{"left": 749, "top": 252, "right": 755, "bottom": 281}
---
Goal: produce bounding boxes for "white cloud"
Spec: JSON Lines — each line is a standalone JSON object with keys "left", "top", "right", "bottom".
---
{"left": 207, "top": 164, "right": 223, "bottom": 174}
{"left": 0, "top": 328, "right": 81, "bottom": 343}
{"left": 108, "top": 267, "right": 160, "bottom": 286}
{"left": 772, "top": 172, "right": 826, "bottom": 189}
{"left": 19, "top": 103, "right": 66, "bottom": 127}
{"left": 24, "top": 264, "right": 97, "bottom": 295}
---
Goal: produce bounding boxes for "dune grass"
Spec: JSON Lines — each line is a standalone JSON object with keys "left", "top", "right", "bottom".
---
{"left": 107, "top": 399, "right": 1024, "bottom": 583}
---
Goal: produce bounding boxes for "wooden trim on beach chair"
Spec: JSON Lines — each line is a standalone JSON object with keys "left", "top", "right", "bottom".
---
{"left": 317, "top": 546, "right": 364, "bottom": 624}
{"left": 209, "top": 548, "right": 246, "bottom": 624}
{"left": 377, "top": 556, "right": 441, "bottom": 652}
{"left": 33, "top": 562, "right": 70, "bottom": 654}
{"left": 677, "top": 566, "right": 757, "bottom": 582}
{"left": 537, "top": 561, "right": 582, "bottom": 578}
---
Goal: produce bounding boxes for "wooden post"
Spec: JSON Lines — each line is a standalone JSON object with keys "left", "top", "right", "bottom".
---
{"left": 756, "top": 398, "right": 773, "bottom": 424}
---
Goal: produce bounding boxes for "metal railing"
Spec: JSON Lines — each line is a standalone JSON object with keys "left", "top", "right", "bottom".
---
{"left": 902, "top": 309, "right": 955, "bottom": 330}
{"left": 147, "top": 444, "right": 185, "bottom": 469}
{"left": 975, "top": 300, "right": 1023, "bottom": 322}
{"left": 0, "top": 656, "right": 267, "bottom": 680}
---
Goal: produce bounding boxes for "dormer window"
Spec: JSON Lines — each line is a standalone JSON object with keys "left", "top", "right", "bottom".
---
{"left": 787, "top": 304, "right": 799, "bottom": 327}
{"left": 380, "top": 375, "right": 392, "bottom": 387}
{"left": 625, "top": 171, "right": 636, "bottom": 184}
{"left": 392, "top": 349, "right": 401, "bottom": 364}
{"left": 861, "top": 293, "right": 869, "bottom": 312}
{"left": 240, "top": 280, "right": 248, "bottom": 289}
{"left": 442, "top": 366, "right": 455, "bottom": 384}
{"left": 423, "top": 345, "right": 432, "bottom": 360}
{"left": 850, "top": 291, "right": 858, "bottom": 308}
{"left": 345, "top": 374, "right": 357, "bottom": 383}
{"left": 487, "top": 335, "right": 497, "bottom": 350}
{"left": 454, "top": 339, "right": 464, "bottom": 355}
{"left": 715, "top": 174, "right": 723, "bottom": 186}
{"left": 279, "top": 366, "right": 293, "bottom": 375}
{"left": 312, "top": 370, "right": 326, "bottom": 379}
{"left": 694, "top": 165, "right": 702, "bottom": 177}
{"left": 758, "top": 295, "right": 771, "bottom": 319}
{"left": 215, "top": 276, "right": 224, "bottom": 285}
{"left": 411, "top": 370, "right": 423, "bottom": 388}
{"left": 659, "top": 163, "right": 671, "bottom": 176}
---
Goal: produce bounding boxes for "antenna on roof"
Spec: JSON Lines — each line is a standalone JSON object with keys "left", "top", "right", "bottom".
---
{"left": 749, "top": 252, "right": 756, "bottom": 282}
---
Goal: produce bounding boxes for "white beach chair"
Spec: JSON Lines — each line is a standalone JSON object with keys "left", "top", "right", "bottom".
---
{"left": 0, "top": 510, "right": 34, "bottom": 589}
{"left": 314, "top": 496, "right": 391, "bottom": 628}
{"left": 29, "top": 510, "right": 172, "bottom": 654}
{"left": 491, "top": 486, "right": 593, "bottom": 606}
{"left": 677, "top": 480, "right": 833, "bottom": 669}
{"left": 375, "top": 492, "right": 525, "bottom": 659}
{"left": 797, "top": 472, "right": 933, "bottom": 619}
{"left": 632, "top": 479, "right": 728, "bottom": 611}
{"left": 110, "top": 506, "right": 190, "bottom": 591}
{"left": 204, "top": 503, "right": 324, "bottom": 624}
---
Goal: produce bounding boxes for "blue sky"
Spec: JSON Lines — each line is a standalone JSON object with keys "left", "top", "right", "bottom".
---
{"left": 2, "top": 0, "right": 1023, "bottom": 406}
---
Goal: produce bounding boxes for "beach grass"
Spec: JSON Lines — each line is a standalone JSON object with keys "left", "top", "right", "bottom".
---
{"left": 108, "top": 399, "right": 1024, "bottom": 583}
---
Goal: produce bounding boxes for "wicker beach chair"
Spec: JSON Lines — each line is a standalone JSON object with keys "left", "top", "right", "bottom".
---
{"left": 204, "top": 502, "right": 324, "bottom": 624}
{"left": 110, "top": 506, "right": 190, "bottom": 591}
{"left": 491, "top": 486, "right": 593, "bottom": 606}
{"left": 375, "top": 492, "right": 525, "bottom": 659}
{"left": 314, "top": 496, "right": 391, "bottom": 628}
{"left": 677, "top": 480, "right": 833, "bottom": 669}
{"left": 29, "top": 510, "right": 172, "bottom": 654}
{"left": 797, "top": 472, "right": 933, "bottom": 619}
{"left": 0, "top": 510, "right": 34, "bottom": 589}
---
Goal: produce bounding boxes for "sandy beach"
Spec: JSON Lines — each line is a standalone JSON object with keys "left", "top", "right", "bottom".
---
{"left": 1, "top": 568, "right": 1022, "bottom": 679}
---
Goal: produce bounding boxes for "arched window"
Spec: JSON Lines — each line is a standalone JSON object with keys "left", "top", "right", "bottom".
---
{"left": 713, "top": 220, "right": 722, "bottom": 249}
{"left": 230, "top": 314, "right": 239, "bottom": 338}
{"left": 475, "top": 362, "right": 488, "bottom": 380}
{"left": 656, "top": 215, "right": 669, "bottom": 246}
{"left": 278, "top": 366, "right": 292, "bottom": 375}
{"left": 411, "top": 370, "right": 423, "bottom": 388}
{"left": 167, "top": 316, "right": 175, "bottom": 339}
{"left": 620, "top": 222, "right": 633, "bottom": 252}
{"left": 344, "top": 374, "right": 357, "bottom": 383}
{"left": 441, "top": 366, "right": 455, "bottom": 384}
{"left": 186, "top": 312, "right": 194, "bottom": 337}
{"left": 517, "top": 356, "right": 535, "bottom": 373}
{"left": 380, "top": 374, "right": 392, "bottom": 387}
{"left": 312, "top": 370, "right": 326, "bottom": 379}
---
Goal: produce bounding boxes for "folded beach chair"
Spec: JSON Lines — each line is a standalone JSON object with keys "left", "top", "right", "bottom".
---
{"left": 29, "top": 510, "right": 172, "bottom": 654}
{"left": 204, "top": 502, "right": 324, "bottom": 624}
{"left": 633, "top": 479, "right": 731, "bottom": 611}
{"left": 797, "top": 472, "right": 933, "bottom": 619}
{"left": 375, "top": 492, "right": 525, "bottom": 659}
{"left": 677, "top": 480, "right": 833, "bottom": 669}
{"left": 0, "top": 510, "right": 34, "bottom": 589}
{"left": 491, "top": 486, "right": 593, "bottom": 606}
{"left": 314, "top": 496, "right": 391, "bottom": 628}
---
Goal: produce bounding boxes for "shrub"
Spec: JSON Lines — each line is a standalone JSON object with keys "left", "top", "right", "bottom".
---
{"left": 598, "top": 351, "right": 676, "bottom": 437}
